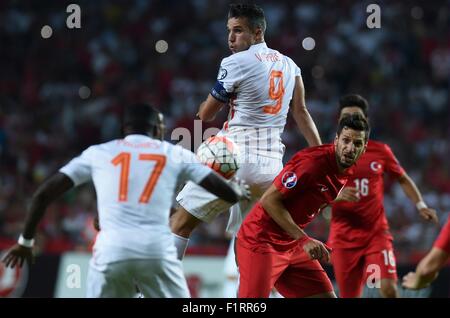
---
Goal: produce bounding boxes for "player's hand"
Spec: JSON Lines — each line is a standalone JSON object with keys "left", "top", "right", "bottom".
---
{"left": 402, "top": 271, "right": 437, "bottom": 290}
{"left": 402, "top": 272, "right": 419, "bottom": 289}
{"left": 229, "top": 177, "right": 251, "bottom": 201}
{"left": 334, "top": 187, "right": 360, "bottom": 203}
{"left": 2, "top": 244, "right": 34, "bottom": 268}
{"left": 302, "top": 238, "right": 331, "bottom": 263}
{"left": 402, "top": 271, "right": 428, "bottom": 290}
{"left": 418, "top": 208, "right": 438, "bottom": 225}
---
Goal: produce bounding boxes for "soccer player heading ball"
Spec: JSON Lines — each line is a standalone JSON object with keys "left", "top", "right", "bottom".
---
{"left": 170, "top": 3, "right": 322, "bottom": 266}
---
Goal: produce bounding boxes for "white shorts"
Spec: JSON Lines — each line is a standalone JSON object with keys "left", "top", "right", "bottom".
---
{"left": 86, "top": 257, "right": 190, "bottom": 298}
{"left": 176, "top": 155, "right": 282, "bottom": 234}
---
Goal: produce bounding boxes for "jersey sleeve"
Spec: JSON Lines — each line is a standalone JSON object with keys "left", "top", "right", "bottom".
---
{"left": 383, "top": 144, "right": 405, "bottom": 179}
{"left": 434, "top": 216, "right": 450, "bottom": 254}
{"left": 175, "top": 146, "right": 212, "bottom": 184}
{"left": 287, "top": 56, "right": 301, "bottom": 77}
{"left": 273, "top": 154, "right": 312, "bottom": 199}
{"left": 295, "top": 65, "right": 301, "bottom": 77}
{"left": 210, "top": 56, "right": 243, "bottom": 103}
{"left": 59, "top": 146, "right": 95, "bottom": 186}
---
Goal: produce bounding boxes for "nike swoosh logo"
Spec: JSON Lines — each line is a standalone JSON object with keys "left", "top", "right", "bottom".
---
{"left": 388, "top": 269, "right": 396, "bottom": 274}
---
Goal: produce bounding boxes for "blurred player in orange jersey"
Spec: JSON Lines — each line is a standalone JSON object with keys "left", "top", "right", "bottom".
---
{"left": 328, "top": 94, "right": 438, "bottom": 298}
{"left": 402, "top": 215, "right": 450, "bottom": 290}
{"left": 2, "top": 103, "right": 249, "bottom": 297}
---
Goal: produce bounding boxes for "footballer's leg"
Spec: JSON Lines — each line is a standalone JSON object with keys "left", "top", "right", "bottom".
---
{"left": 170, "top": 206, "right": 203, "bottom": 238}
{"left": 236, "top": 238, "right": 286, "bottom": 298}
{"left": 363, "top": 253, "right": 399, "bottom": 298}
{"left": 172, "top": 181, "right": 234, "bottom": 259}
{"left": 136, "top": 258, "right": 190, "bottom": 298}
{"left": 275, "top": 244, "right": 335, "bottom": 298}
{"left": 364, "top": 250, "right": 398, "bottom": 298}
{"left": 379, "top": 278, "right": 398, "bottom": 298}
{"left": 331, "top": 247, "right": 365, "bottom": 297}
{"left": 364, "top": 236, "right": 399, "bottom": 298}
{"left": 170, "top": 207, "right": 203, "bottom": 260}
{"left": 86, "top": 262, "right": 137, "bottom": 298}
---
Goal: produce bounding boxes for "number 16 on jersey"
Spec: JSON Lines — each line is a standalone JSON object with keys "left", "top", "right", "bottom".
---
{"left": 354, "top": 178, "right": 369, "bottom": 197}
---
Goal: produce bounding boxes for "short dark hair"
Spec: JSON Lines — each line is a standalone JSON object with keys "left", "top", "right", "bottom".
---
{"left": 337, "top": 113, "right": 370, "bottom": 142}
{"left": 123, "top": 103, "right": 163, "bottom": 132}
{"left": 228, "top": 4, "right": 266, "bottom": 33}
{"left": 339, "top": 94, "right": 369, "bottom": 118}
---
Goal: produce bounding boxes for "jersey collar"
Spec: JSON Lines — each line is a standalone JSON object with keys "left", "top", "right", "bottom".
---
{"left": 124, "top": 134, "right": 153, "bottom": 142}
{"left": 249, "top": 42, "right": 268, "bottom": 51}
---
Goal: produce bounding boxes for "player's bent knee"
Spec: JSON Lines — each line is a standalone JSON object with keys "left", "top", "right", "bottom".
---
{"left": 379, "top": 279, "right": 398, "bottom": 298}
{"left": 170, "top": 207, "right": 202, "bottom": 237}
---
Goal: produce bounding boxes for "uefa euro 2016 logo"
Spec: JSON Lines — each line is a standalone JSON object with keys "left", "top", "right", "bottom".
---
{"left": 282, "top": 172, "right": 297, "bottom": 189}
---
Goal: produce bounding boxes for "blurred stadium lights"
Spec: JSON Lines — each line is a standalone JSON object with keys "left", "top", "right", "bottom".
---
{"left": 78, "top": 86, "right": 91, "bottom": 100}
{"left": 40, "top": 25, "right": 53, "bottom": 39}
{"left": 302, "top": 37, "right": 316, "bottom": 51}
{"left": 155, "top": 40, "right": 169, "bottom": 53}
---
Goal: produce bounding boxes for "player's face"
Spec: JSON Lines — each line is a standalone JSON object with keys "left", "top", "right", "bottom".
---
{"left": 227, "top": 17, "right": 258, "bottom": 54}
{"left": 334, "top": 127, "right": 367, "bottom": 169}
{"left": 339, "top": 106, "right": 366, "bottom": 121}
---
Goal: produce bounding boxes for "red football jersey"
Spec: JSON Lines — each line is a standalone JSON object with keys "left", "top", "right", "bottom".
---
{"left": 238, "top": 144, "right": 352, "bottom": 253}
{"left": 328, "top": 140, "right": 405, "bottom": 248}
{"left": 434, "top": 216, "right": 450, "bottom": 254}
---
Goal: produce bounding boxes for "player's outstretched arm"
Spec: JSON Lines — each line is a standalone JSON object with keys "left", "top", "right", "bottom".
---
{"left": 22, "top": 173, "right": 75, "bottom": 239}
{"left": 290, "top": 76, "right": 322, "bottom": 147}
{"left": 2, "top": 173, "right": 74, "bottom": 268}
{"left": 397, "top": 173, "right": 438, "bottom": 224}
{"left": 198, "top": 172, "right": 250, "bottom": 204}
{"left": 402, "top": 247, "right": 449, "bottom": 289}
{"left": 197, "top": 95, "right": 226, "bottom": 122}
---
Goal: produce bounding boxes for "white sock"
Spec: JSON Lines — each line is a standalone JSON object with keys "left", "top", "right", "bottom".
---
{"left": 173, "top": 233, "right": 189, "bottom": 260}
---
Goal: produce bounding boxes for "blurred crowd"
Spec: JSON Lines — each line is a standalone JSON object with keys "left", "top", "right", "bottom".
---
{"left": 0, "top": 0, "right": 449, "bottom": 263}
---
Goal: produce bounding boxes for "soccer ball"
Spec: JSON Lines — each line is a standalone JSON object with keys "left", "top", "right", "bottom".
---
{"left": 196, "top": 136, "right": 240, "bottom": 179}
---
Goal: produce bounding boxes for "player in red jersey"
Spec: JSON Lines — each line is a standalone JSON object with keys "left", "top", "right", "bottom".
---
{"left": 236, "top": 113, "right": 369, "bottom": 298}
{"left": 328, "top": 94, "right": 438, "bottom": 298}
{"left": 402, "top": 216, "right": 450, "bottom": 290}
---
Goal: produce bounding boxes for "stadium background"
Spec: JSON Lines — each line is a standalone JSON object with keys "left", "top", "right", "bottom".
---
{"left": 0, "top": 0, "right": 449, "bottom": 297}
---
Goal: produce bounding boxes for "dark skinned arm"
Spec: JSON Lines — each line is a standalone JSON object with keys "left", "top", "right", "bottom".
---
{"left": 2, "top": 173, "right": 74, "bottom": 268}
